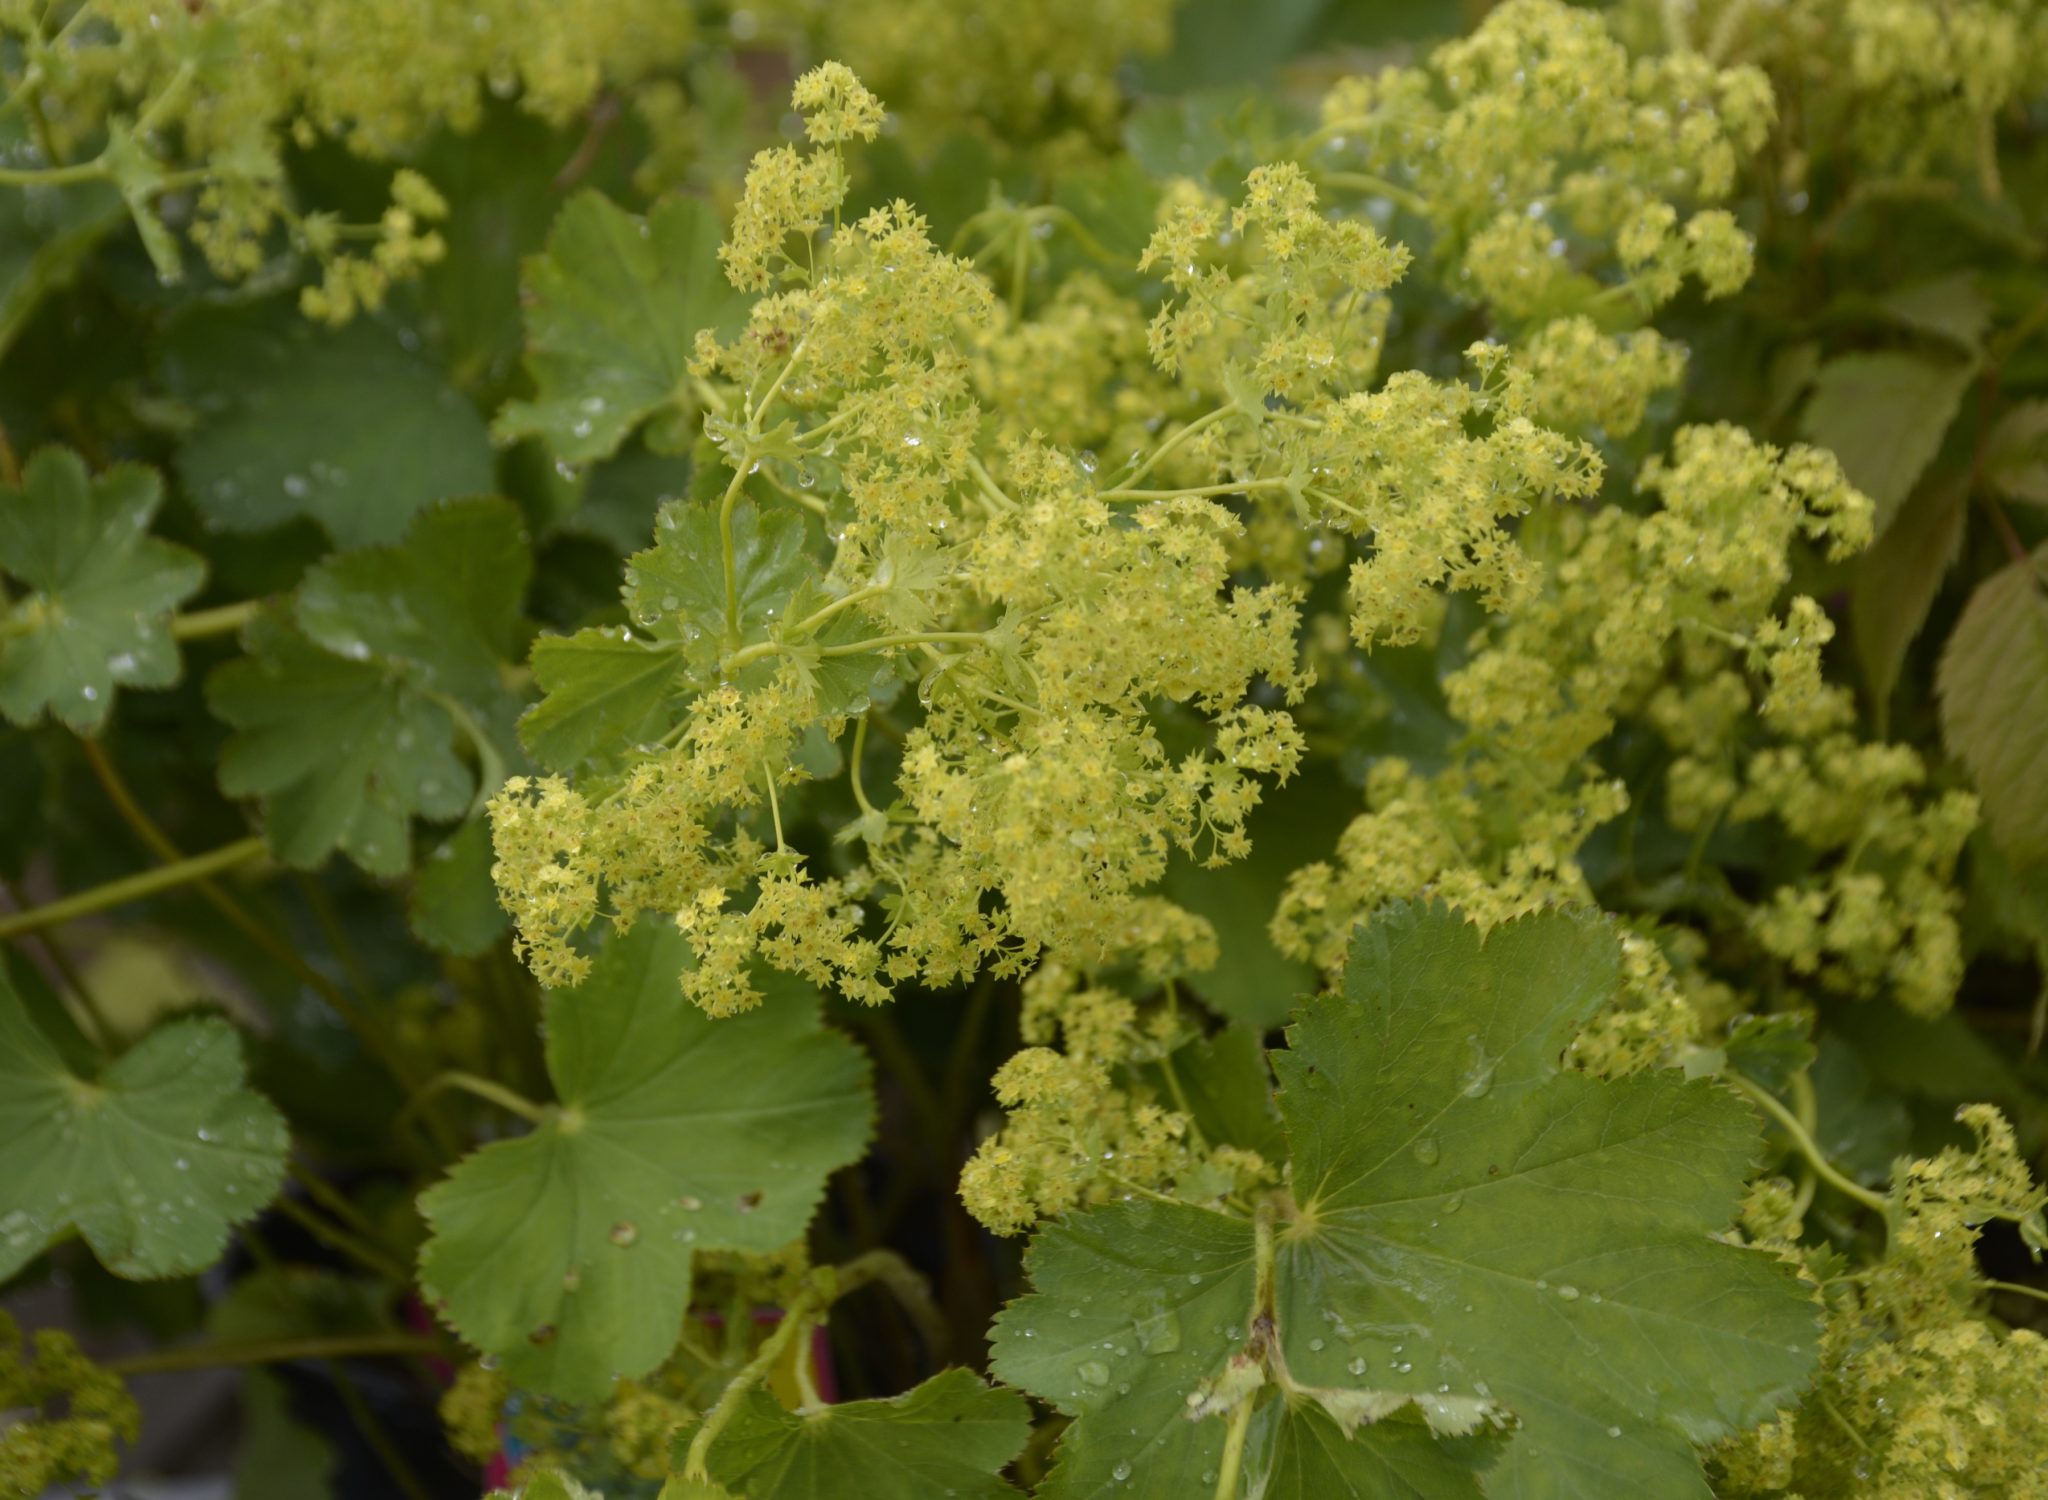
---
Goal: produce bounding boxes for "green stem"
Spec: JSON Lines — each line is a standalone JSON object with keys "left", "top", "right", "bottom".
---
{"left": 1095, "top": 477, "right": 1295, "bottom": 502}
{"left": 0, "top": 837, "right": 267, "bottom": 940}
{"left": 964, "top": 454, "right": 1017, "bottom": 513}
{"left": 423, "top": 690, "right": 506, "bottom": 817}
{"left": 73, "top": 737, "right": 455, "bottom": 1158}
{"left": 724, "top": 629, "right": 992, "bottom": 675}
{"left": 683, "top": 1251, "right": 926, "bottom": 1478}
{"left": 1316, "top": 171, "right": 1430, "bottom": 216}
{"left": 685, "top": 1288, "right": 823, "bottom": 1477}
{"left": 1726, "top": 1074, "right": 1889, "bottom": 1215}
{"left": 287, "top": 1159, "right": 387, "bottom": 1248}
{"left": 1214, "top": 1398, "right": 1255, "bottom": 1500}
{"left": 762, "top": 761, "right": 786, "bottom": 851}
{"left": 169, "top": 600, "right": 262, "bottom": 642}
{"left": 404, "top": 1070, "right": 550, "bottom": 1128}
{"left": 0, "top": 156, "right": 108, "bottom": 187}
{"left": 1116, "top": 406, "right": 1232, "bottom": 492}
{"left": 849, "top": 713, "right": 879, "bottom": 820}
{"left": 1986, "top": 1279, "right": 2048, "bottom": 1305}
{"left": 716, "top": 459, "right": 754, "bottom": 641}
{"left": 104, "top": 1333, "right": 444, "bottom": 1377}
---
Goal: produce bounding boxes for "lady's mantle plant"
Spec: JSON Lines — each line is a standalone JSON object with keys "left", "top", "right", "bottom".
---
{"left": 1, "top": 2, "right": 2047, "bottom": 1498}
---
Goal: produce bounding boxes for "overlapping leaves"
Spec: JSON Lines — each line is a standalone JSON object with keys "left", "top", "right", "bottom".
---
{"left": 521, "top": 495, "right": 893, "bottom": 770}
{"left": 992, "top": 905, "right": 1818, "bottom": 1498}
{"left": 207, "top": 496, "right": 530, "bottom": 876}
{"left": 416, "top": 922, "right": 872, "bottom": 1401}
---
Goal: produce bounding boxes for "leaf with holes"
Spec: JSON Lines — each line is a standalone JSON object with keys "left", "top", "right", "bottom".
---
{"left": 416, "top": 922, "right": 872, "bottom": 1401}
{"left": 991, "top": 905, "right": 1818, "bottom": 1499}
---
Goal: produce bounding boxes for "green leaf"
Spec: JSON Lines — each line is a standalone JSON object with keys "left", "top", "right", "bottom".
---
{"left": 1800, "top": 351, "right": 1975, "bottom": 531}
{"left": 494, "top": 192, "right": 747, "bottom": 464}
{"left": 293, "top": 496, "right": 532, "bottom": 704}
{"left": 1938, "top": 546, "right": 2048, "bottom": 868}
{"left": 1852, "top": 474, "right": 1969, "bottom": 713}
{"left": 519, "top": 627, "right": 691, "bottom": 770}
{"left": 521, "top": 495, "right": 822, "bottom": 768}
{"left": 1140, "top": 0, "right": 1330, "bottom": 92}
{"left": 992, "top": 906, "right": 1818, "bottom": 1499}
{"left": 208, "top": 611, "right": 474, "bottom": 876}
{"left": 416, "top": 922, "right": 872, "bottom": 1401}
{"left": 500, "top": 1474, "right": 604, "bottom": 1500}
{"left": 0, "top": 121, "right": 123, "bottom": 364}
{"left": 209, "top": 499, "right": 529, "bottom": 875}
{"left": 159, "top": 301, "right": 495, "bottom": 546}
{"left": 1985, "top": 399, "right": 2048, "bottom": 506}
{"left": 1876, "top": 271, "right": 1991, "bottom": 353}
{"left": 0, "top": 977, "right": 287, "bottom": 1280}
{"left": 701, "top": 1369, "right": 1030, "bottom": 1498}
{"left": 410, "top": 817, "right": 511, "bottom": 957}
{"left": 0, "top": 447, "right": 204, "bottom": 734}
{"left": 236, "top": 1373, "right": 336, "bottom": 1500}
{"left": 1162, "top": 768, "right": 1339, "bottom": 1028}
{"left": 1145, "top": 1025, "right": 1286, "bottom": 1163}
{"left": 627, "top": 496, "right": 812, "bottom": 664}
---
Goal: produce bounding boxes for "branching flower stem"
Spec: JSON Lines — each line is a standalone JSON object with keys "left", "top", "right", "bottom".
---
{"left": 1726, "top": 1073, "right": 1890, "bottom": 1215}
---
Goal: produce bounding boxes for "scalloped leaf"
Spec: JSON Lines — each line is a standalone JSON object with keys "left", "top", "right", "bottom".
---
{"left": 208, "top": 499, "right": 530, "bottom": 876}
{"left": 416, "top": 922, "right": 872, "bottom": 1402}
{"left": 0, "top": 448, "right": 204, "bottom": 734}
{"left": 698, "top": 1369, "right": 1030, "bottom": 1498}
{"left": 992, "top": 905, "right": 1818, "bottom": 1499}
{"left": 493, "top": 192, "right": 747, "bottom": 464}
{"left": 0, "top": 976, "right": 287, "bottom": 1280}
{"left": 520, "top": 496, "right": 820, "bottom": 770}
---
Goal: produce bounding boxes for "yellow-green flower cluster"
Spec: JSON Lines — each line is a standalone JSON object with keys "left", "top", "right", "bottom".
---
{"left": 760, "top": 0, "right": 1173, "bottom": 141}
{"left": 1313, "top": 0, "right": 1772, "bottom": 319}
{"left": 0, "top": 1313, "right": 138, "bottom": 1499}
{"left": 959, "top": 966, "right": 1275, "bottom": 1236}
{"left": 1, "top": 0, "right": 698, "bottom": 299}
{"left": 1717, "top": 1107, "right": 2048, "bottom": 1499}
{"left": 1671, "top": 0, "right": 2048, "bottom": 189}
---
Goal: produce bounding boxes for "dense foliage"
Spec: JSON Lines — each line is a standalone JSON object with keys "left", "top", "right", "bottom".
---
{"left": 2, "top": 1, "right": 2047, "bottom": 1497}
